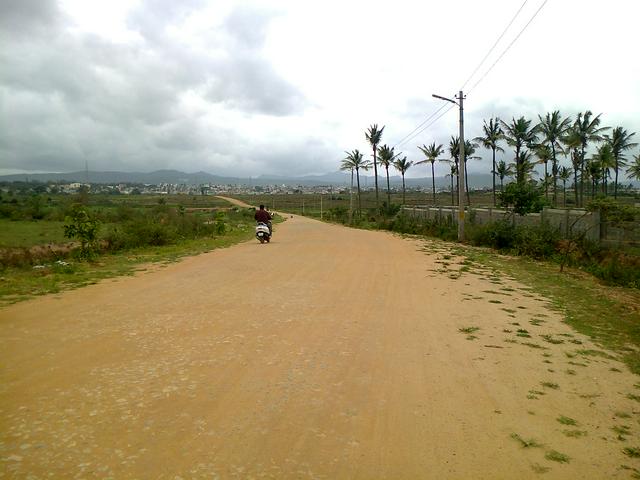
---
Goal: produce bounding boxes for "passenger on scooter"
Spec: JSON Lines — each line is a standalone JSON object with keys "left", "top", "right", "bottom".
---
{"left": 254, "top": 204, "right": 272, "bottom": 234}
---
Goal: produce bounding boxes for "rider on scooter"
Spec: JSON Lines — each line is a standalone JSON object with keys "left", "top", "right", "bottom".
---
{"left": 254, "top": 205, "right": 272, "bottom": 234}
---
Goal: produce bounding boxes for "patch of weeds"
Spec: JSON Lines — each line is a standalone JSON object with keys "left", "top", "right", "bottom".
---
{"left": 541, "top": 381, "right": 559, "bottom": 390}
{"left": 578, "top": 393, "right": 600, "bottom": 399}
{"left": 540, "top": 334, "right": 564, "bottom": 345}
{"left": 568, "top": 361, "right": 587, "bottom": 367}
{"left": 517, "top": 329, "right": 531, "bottom": 338}
{"left": 517, "top": 305, "right": 527, "bottom": 310}
{"left": 510, "top": 433, "right": 543, "bottom": 448}
{"left": 542, "top": 352, "right": 552, "bottom": 357}
{"left": 563, "top": 429, "right": 587, "bottom": 438}
{"left": 568, "top": 339, "right": 583, "bottom": 345}
{"left": 576, "top": 349, "right": 616, "bottom": 360}
{"left": 522, "top": 342, "right": 546, "bottom": 350}
{"left": 528, "top": 389, "right": 545, "bottom": 399}
{"left": 489, "top": 299, "right": 503, "bottom": 304}
{"left": 557, "top": 415, "right": 577, "bottom": 426}
{"left": 565, "top": 369, "right": 576, "bottom": 375}
{"left": 504, "top": 338, "right": 518, "bottom": 344}
{"left": 626, "top": 393, "right": 640, "bottom": 402}
{"left": 613, "top": 425, "right": 631, "bottom": 437}
{"left": 623, "top": 447, "right": 640, "bottom": 458}
{"left": 543, "top": 360, "right": 552, "bottom": 364}
{"left": 547, "top": 368, "right": 555, "bottom": 373}
{"left": 545, "top": 450, "right": 570, "bottom": 463}
{"left": 501, "top": 308, "right": 517, "bottom": 314}
{"left": 564, "top": 352, "right": 576, "bottom": 359}
{"left": 503, "top": 329, "right": 513, "bottom": 333}
{"left": 615, "top": 412, "right": 632, "bottom": 419}
{"left": 529, "top": 319, "right": 544, "bottom": 326}
{"left": 531, "top": 463, "right": 551, "bottom": 474}
{"left": 610, "top": 367, "right": 622, "bottom": 372}
{"left": 511, "top": 322, "right": 521, "bottom": 326}
{"left": 466, "top": 335, "right": 479, "bottom": 340}
{"left": 459, "top": 326, "right": 480, "bottom": 334}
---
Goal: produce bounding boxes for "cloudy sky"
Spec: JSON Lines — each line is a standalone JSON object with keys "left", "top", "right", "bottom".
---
{"left": 1, "top": 0, "right": 639, "bottom": 178}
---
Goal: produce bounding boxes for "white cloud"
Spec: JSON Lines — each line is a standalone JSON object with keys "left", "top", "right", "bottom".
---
{"left": 1, "top": 0, "right": 639, "bottom": 179}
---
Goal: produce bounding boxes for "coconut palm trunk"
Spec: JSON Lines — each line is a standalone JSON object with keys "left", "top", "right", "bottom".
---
{"left": 431, "top": 161, "right": 436, "bottom": 204}
{"left": 385, "top": 165, "right": 391, "bottom": 207}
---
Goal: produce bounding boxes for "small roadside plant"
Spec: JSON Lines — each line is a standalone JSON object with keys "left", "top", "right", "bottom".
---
{"left": 63, "top": 204, "right": 100, "bottom": 259}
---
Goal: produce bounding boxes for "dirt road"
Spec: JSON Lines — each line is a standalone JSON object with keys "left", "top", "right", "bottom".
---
{"left": 2, "top": 213, "right": 639, "bottom": 479}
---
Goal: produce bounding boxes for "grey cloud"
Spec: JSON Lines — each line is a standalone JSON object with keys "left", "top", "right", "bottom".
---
{"left": 0, "top": 0, "right": 59, "bottom": 36}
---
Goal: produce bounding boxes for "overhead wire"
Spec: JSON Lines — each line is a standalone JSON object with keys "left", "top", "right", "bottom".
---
{"left": 391, "top": 0, "right": 548, "bottom": 150}
{"left": 459, "top": 0, "right": 529, "bottom": 91}
{"left": 468, "top": 0, "right": 549, "bottom": 94}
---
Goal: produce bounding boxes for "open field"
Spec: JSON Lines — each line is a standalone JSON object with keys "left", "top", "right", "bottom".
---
{"left": 2, "top": 213, "right": 640, "bottom": 478}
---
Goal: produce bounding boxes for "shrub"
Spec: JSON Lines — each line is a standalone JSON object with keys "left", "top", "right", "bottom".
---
{"left": 499, "top": 182, "right": 548, "bottom": 215}
{"left": 63, "top": 204, "right": 100, "bottom": 259}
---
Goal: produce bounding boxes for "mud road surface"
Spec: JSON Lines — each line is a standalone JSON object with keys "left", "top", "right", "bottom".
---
{"left": 2, "top": 212, "right": 639, "bottom": 479}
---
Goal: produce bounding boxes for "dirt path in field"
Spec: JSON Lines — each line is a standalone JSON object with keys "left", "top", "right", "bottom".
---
{"left": 2, "top": 213, "right": 640, "bottom": 479}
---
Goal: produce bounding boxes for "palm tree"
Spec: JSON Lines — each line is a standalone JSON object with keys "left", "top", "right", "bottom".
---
{"left": 441, "top": 160, "right": 458, "bottom": 205}
{"left": 500, "top": 117, "right": 539, "bottom": 186}
{"left": 474, "top": 118, "right": 504, "bottom": 206}
{"left": 393, "top": 156, "right": 413, "bottom": 204}
{"left": 570, "top": 111, "right": 609, "bottom": 206}
{"left": 586, "top": 159, "right": 602, "bottom": 198}
{"left": 608, "top": 127, "right": 637, "bottom": 198}
{"left": 493, "top": 160, "right": 514, "bottom": 193}
{"left": 377, "top": 144, "right": 397, "bottom": 208}
{"left": 513, "top": 150, "right": 536, "bottom": 184}
{"left": 558, "top": 166, "right": 572, "bottom": 207}
{"left": 417, "top": 142, "right": 444, "bottom": 204}
{"left": 448, "top": 136, "right": 461, "bottom": 205}
{"left": 627, "top": 154, "right": 640, "bottom": 181}
{"left": 538, "top": 111, "right": 571, "bottom": 205}
{"left": 592, "top": 143, "right": 616, "bottom": 196}
{"left": 462, "top": 140, "right": 481, "bottom": 206}
{"left": 561, "top": 129, "right": 582, "bottom": 206}
{"left": 365, "top": 124, "right": 385, "bottom": 209}
{"left": 534, "top": 144, "right": 552, "bottom": 199}
{"left": 342, "top": 149, "right": 372, "bottom": 217}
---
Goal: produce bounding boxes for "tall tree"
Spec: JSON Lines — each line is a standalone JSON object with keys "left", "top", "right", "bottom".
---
{"left": 365, "top": 124, "right": 385, "bottom": 209}
{"left": 377, "top": 144, "right": 397, "bottom": 208}
{"left": 561, "top": 129, "right": 583, "bottom": 206}
{"left": 474, "top": 118, "right": 504, "bottom": 206}
{"left": 627, "top": 154, "right": 640, "bottom": 182}
{"left": 447, "top": 136, "right": 460, "bottom": 205}
{"left": 558, "top": 166, "right": 572, "bottom": 207}
{"left": 534, "top": 143, "right": 552, "bottom": 199}
{"left": 592, "top": 143, "right": 616, "bottom": 195}
{"left": 500, "top": 117, "right": 539, "bottom": 186}
{"left": 493, "top": 160, "right": 514, "bottom": 193}
{"left": 417, "top": 142, "right": 444, "bottom": 204}
{"left": 462, "top": 140, "right": 481, "bottom": 206}
{"left": 342, "top": 150, "right": 371, "bottom": 217}
{"left": 393, "top": 156, "right": 413, "bottom": 204}
{"left": 570, "top": 111, "right": 609, "bottom": 206}
{"left": 608, "top": 127, "right": 637, "bottom": 198}
{"left": 538, "top": 111, "right": 571, "bottom": 205}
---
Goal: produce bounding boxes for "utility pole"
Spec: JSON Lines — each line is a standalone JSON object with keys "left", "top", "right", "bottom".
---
{"left": 457, "top": 90, "right": 465, "bottom": 242}
{"left": 432, "top": 90, "right": 466, "bottom": 241}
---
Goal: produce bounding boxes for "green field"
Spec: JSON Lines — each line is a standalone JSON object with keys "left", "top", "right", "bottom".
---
{"left": 0, "top": 220, "right": 68, "bottom": 247}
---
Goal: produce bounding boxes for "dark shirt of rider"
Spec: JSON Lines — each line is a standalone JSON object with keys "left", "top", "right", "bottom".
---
{"left": 254, "top": 207, "right": 272, "bottom": 223}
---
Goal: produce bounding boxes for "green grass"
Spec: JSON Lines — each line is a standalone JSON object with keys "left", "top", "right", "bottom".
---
{"left": 0, "top": 211, "right": 257, "bottom": 306}
{"left": 0, "top": 219, "right": 68, "bottom": 247}
{"left": 557, "top": 415, "right": 577, "bottom": 426}
{"left": 563, "top": 430, "right": 587, "bottom": 438}
{"left": 623, "top": 447, "right": 640, "bottom": 458}
{"left": 444, "top": 242, "right": 640, "bottom": 374}
{"left": 545, "top": 450, "right": 570, "bottom": 463}
{"left": 459, "top": 326, "right": 480, "bottom": 335}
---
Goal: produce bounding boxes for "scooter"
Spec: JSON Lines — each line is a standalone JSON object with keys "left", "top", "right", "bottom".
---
{"left": 255, "top": 222, "right": 271, "bottom": 243}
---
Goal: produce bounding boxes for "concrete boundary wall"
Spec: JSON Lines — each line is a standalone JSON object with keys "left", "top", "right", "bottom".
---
{"left": 400, "top": 206, "right": 639, "bottom": 246}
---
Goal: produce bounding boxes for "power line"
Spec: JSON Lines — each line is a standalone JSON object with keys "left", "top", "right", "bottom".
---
{"left": 392, "top": 103, "right": 448, "bottom": 148}
{"left": 390, "top": 0, "right": 548, "bottom": 150}
{"left": 468, "top": 0, "right": 549, "bottom": 94}
{"left": 459, "top": 0, "right": 529, "bottom": 91}
{"left": 395, "top": 104, "right": 456, "bottom": 149}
